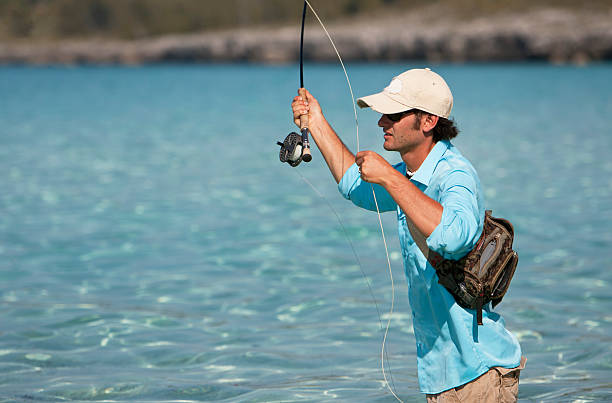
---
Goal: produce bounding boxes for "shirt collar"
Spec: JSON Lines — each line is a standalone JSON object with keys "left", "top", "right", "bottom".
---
{"left": 410, "top": 140, "right": 450, "bottom": 187}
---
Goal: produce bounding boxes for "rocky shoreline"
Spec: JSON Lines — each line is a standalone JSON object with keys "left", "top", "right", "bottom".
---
{"left": 1, "top": 7, "right": 611, "bottom": 65}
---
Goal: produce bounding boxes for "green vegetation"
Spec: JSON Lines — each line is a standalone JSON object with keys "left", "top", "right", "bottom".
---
{"left": 1, "top": 0, "right": 610, "bottom": 42}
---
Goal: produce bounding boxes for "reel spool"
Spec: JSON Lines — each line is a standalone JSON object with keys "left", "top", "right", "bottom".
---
{"left": 277, "top": 127, "right": 312, "bottom": 167}
{"left": 277, "top": 132, "right": 304, "bottom": 167}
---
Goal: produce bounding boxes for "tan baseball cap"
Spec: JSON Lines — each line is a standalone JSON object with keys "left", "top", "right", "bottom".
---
{"left": 356, "top": 68, "right": 453, "bottom": 118}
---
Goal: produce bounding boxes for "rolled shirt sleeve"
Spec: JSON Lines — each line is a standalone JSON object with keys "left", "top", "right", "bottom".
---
{"left": 426, "top": 168, "right": 483, "bottom": 259}
{"left": 338, "top": 162, "right": 398, "bottom": 212}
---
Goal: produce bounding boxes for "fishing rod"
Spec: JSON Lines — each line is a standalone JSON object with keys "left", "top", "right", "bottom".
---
{"left": 276, "top": 1, "right": 403, "bottom": 401}
{"left": 277, "top": 1, "right": 312, "bottom": 167}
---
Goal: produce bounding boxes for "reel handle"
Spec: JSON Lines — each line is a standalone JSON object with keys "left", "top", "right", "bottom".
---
{"left": 298, "top": 88, "right": 312, "bottom": 162}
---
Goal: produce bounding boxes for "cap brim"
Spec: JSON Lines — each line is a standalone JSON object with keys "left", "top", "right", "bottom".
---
{"left": 356, "top": 92, "right": 410, "bottom": 114}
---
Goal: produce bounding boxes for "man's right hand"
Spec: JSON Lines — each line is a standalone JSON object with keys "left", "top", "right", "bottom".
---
{"left": 291, "top": 88, "right": 323, "bottom": 128}
{"left": 289, "top": 87, "right": 355, "bottom": 184}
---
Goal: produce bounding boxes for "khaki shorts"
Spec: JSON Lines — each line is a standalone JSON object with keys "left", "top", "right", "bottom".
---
{"left": 426, "top": 357, "right": 527, "bottom": 403}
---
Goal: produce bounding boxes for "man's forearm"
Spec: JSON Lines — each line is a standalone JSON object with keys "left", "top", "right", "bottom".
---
{"left": 309, "top": 116, "right": 355, "bottom": 184}
{"left": 382, "top": 169, "right": 443, "bottom": 237}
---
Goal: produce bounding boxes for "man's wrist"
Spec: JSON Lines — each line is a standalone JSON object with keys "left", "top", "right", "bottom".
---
{"left": 307, "top": 113, "right": 329, "bottom": 140}
{"left": 381, "top": 167, "right": 408, "bottom": 190}
{"left": 308, "top": 112, "right": 325, "bottom": 128}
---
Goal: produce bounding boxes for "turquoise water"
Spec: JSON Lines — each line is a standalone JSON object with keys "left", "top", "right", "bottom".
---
{"left": 1, "top": 63, "right": 611, "bottom": 402}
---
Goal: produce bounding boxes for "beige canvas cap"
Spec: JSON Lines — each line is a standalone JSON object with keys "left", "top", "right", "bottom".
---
{"left": 356, "top": 68, "right": 453, "bottom": 118}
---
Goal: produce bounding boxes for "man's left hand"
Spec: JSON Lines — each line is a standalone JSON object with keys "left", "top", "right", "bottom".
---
{"left": 355, "top": 151, "right": 395, "bottom": 185}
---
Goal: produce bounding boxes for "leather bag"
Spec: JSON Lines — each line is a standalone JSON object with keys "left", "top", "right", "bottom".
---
{"left": 410, "top": 210, "right": 519, "bottom": 325}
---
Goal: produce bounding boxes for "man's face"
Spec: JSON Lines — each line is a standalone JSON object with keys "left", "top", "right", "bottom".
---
{"left": 378, "top": 111, "right": 424, "bottom": 153}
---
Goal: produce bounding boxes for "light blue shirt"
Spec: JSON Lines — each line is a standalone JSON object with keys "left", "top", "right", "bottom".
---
{"left": 338, "top": 140, "right": 522, "bottom": 394}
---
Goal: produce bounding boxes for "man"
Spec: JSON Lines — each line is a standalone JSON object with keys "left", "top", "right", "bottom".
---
{"left": 291, "top": 68, "right": 525, "bottom": 402}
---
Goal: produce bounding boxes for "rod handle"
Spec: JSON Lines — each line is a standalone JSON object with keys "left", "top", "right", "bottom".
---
{"left": 298, "top": 88, "right": 309, "bottom": 130}
{"left": 298, "top": 88, "right": 311, "bottom": 162}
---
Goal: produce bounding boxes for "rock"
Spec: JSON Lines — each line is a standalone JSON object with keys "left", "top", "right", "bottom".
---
{"left": 1, "top": 7, "right": 611, "bottom": 65}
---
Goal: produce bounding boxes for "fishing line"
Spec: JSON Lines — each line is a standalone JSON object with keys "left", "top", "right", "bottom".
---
{"left": 303, "top": 0, "right": 359, "bottom": 153}
{"left": 301, "top": 1, "right": 403, "bottom": 401}
{"left": 296, "top": 170, "right": 399, "bottom": 397}
{"left": 296, "top": 171, "right": 385, "bottom": 330}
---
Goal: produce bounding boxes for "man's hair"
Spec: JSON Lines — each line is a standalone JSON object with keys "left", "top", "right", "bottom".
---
{"left": 413, "top": 110, "right": 459, "bottom": 142}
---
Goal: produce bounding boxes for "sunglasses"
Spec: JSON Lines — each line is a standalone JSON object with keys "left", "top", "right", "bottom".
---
{"left": 384, "top": 109, "right": 417, "bottom": 122}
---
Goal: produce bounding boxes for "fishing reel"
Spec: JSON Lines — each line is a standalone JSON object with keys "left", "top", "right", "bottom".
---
{"left": 278, "top": 88, "right": 312, "bottom": 167}
{"left": 277, "top": 129, "right": 312, "bottom": 167}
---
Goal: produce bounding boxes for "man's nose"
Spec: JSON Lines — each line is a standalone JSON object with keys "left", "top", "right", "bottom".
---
{"left": 378, "top": 115, "right": 388, "bottom": 128}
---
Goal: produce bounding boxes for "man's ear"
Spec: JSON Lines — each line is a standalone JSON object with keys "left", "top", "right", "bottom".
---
{"left": 422, "top": 114, "right": 439, "bottom": 133}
